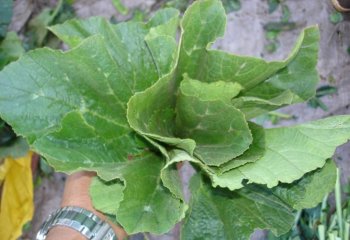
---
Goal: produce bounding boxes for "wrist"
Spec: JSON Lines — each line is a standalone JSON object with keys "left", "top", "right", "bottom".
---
{"left": 58, "top": 172, "right": 127, "bottom": 239}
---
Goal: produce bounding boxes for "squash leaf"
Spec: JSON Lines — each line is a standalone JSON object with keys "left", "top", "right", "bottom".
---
{"left": 182, "top": 160, "right": 336, "bottom": 240}
{"left": 211, "top": 116, "right": 350, "bottom": 190}
{"left": 90, "top": 154, "right": 187, "bottom": 234}
{"left": 0, "top": 0, "right": 346, "bottom": 237}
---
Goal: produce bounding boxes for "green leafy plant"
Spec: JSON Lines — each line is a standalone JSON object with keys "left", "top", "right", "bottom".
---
{"left": 308, "top": 85, "right": 337, "bottom": 111}
{"left": 264, "top": 1, "right": 296, "bottom": 54}
{"left": 0, "top": 0, "right": 13, "bottom": 38}
{"left": 111, "top": 0, "right": 129, "bottom": 15}
{"left": 164, "top": 0, "right": 193, "bottom": 12}
{"left": 0, "top": 23, "right": 28, "bottom": 159}
{"left": 0, "top": 0, "right": 349, "bottom": 238}
{"left": 268, "top": 169, "right": 350, "bottom": 240}
{"left": 221, "top": 0, "right": 241, "bottom": 13}
{"left": 26, "top": 0, "right": 75, "bottom": 48}
{"left": 329, "top": 11, "right": 343, "bottom": 25}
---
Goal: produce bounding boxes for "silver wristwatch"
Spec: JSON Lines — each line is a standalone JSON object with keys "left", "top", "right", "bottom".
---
{"left": 36, "top": 206, "right": 117, "bottom": 240}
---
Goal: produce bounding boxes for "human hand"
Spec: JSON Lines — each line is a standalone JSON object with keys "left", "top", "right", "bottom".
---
{"left": 46, "top": 171, "right": 127, "bottom": 240}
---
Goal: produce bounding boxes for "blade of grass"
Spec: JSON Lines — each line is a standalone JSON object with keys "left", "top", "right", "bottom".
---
{"left": 318, "top": 224, "right": 326, "bottom": 240}
{"left": 335, "top": 168, "right": 343, "bottom": 238}
{"left": 112, "top": 0, "right": 128, "bottom": 15}
{"left": 328, "top": 232, "right": 335, "bottom": 240}
{"left": 329, "top": 215, "right": 337, "bottom": 232}
{"left": 320, "top": 194, "right": 328, "bottom": 224}
{"left": 345, "top": 222, "right": 349, "bottom": 240}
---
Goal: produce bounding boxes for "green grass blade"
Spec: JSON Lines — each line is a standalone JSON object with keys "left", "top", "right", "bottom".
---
{"left": 335, "top": 168, "right": 343, "bottom": 238}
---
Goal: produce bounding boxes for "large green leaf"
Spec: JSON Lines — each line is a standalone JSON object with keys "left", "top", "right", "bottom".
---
{"left": 50, "top": 8, "right": 179, "bottom": 47}
{"left": 90, "top": 155, "right": 187, "bottom": 234}
{"left": 176, "top": 75, "right": 252, "bottom": 166}
{"left": 271, "top": 159, "right": 337, "bottom": 210}
{"left": 211, "top": 115, "right": 350, "bottom": 190}
{"left": 0, "top": 36, "right": 147, "bottom": 173}
{"left": 182, "top": 161, "right": 336, "bottom": 240}
{"left": 233, "top": 26, "right": 320, "bottom": 119}
{"left": 0, "top": 9, "right": 180, "bottom": 175}
{"left": 50, "top": 8, "right": 179, "bottom": 87}
{"left": 181, "top": 174, "right": 295, "bottom": 240}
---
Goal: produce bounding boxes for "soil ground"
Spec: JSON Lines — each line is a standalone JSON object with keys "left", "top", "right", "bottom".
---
{"left": 13, "top": 0, "right": 350, "bottom": 239}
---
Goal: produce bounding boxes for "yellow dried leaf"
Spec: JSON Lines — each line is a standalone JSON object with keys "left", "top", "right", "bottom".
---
{"left": 0, "top": 152, "right": 34, "bottom": 240}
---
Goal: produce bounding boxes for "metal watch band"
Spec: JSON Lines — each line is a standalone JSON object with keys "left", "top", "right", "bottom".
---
{"left": 36, "top": 206, "right": 117, "bottom": 240}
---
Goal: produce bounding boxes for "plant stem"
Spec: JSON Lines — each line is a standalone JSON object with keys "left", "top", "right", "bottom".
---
{"left": 335, "top": 168, "right": 343, "bottom": 238}
{"left": 320, "top": 194, "right": 328, "bottom": 224}
{"left": 345, "top": 222, "right": 349, "bottom": 240}
{"left": 318, "top": 224, "right": 325, "bottom": 240}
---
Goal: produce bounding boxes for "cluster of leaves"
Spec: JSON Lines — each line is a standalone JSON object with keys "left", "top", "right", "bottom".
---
{"left": 265, "top": 0, "right": 296, "bottom": 53}
{"left": 0, "top": 1, "right": 75, "bottom": 238}
{"left": 0, "top": 0, "right": 350, "bottom": 238}
{"left": 0, "top": 0, "right": 29, "bottom": 159}
{"left": 1, "top": 0, "right": 73, "bottom": 154}
{"left": 0, "top": 0, "right": 78, "bottom": 160}
{"left": 25, "top": 0, "right": 75, "bottom": 49}
{"left": 307, "top": 85, "right": 338, "bottom": 111}
{"left": 0, "top": 0, "right": 24, "bottom": 69}
{"left": 268, "top": 170, "right": 350, "bottom": 240}
{"left": 111, "top": 0, "right": 129, "bottom": 15}
{"left": 329, "top": 11, "right": 343, "bottom": 25}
